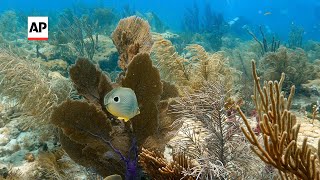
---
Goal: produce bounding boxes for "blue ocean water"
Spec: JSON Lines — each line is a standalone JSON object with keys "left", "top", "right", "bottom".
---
{"left": 1, "top": 0, "right": 320, "bottom": 40}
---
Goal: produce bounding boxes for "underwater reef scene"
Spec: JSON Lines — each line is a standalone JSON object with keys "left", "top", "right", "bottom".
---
{"left": 1, "top": 0, "right": 320, "bottom": 179}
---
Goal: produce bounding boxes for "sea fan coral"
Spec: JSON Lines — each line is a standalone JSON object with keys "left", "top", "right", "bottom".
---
{"left": 69, "top": 58, "right": 113, "bottom": 107}
{"left": 51, "top": 56, "right": 176, "bottom": 177}
{"left": 50, "top": 17, "right": 181, "bottom": 178}
{"left": 111, "top": 16, "right": 153, "bottom": 70}
{"left": 121, "top": 53, "right": 163, "bottom": 145}
{"left": 51, "top": 59, "right": 130, "bottom": 177}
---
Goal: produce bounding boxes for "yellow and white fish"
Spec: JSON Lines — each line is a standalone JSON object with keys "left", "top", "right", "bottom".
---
{"left": 104, "top": 87, "right": 140, "bottom": 122}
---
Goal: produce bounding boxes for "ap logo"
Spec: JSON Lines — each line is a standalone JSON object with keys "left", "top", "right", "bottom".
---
{"left": 28, "top": 16, "right": 48, "bottom": 40}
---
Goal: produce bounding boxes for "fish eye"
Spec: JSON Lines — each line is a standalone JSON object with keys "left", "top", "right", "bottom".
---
{"left": 113, "top": 96, "right": 120, "bottom": 103}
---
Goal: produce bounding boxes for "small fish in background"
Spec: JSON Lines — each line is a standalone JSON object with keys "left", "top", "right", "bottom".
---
{"left": 104, "top": 87, "right": 140, "bottom": 122}
{"left": 242, "top": 24, "right": 248, "bottom": 29}
{"left": 228, "top": 17, "right": 239, "bottom": 26}
{"left": 264, "top": 11, "right": 272, "bottom": 16}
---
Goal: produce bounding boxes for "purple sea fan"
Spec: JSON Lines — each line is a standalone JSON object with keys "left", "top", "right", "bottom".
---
{"left": 84, "top": 130, "right": 139, "bottom": 180}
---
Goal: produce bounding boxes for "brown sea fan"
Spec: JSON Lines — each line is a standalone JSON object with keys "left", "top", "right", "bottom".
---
{"left": 112, "top": 16, "right": 153, "bottom": 70}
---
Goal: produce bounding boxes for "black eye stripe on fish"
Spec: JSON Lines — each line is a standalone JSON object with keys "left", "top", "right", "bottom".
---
{"left": 113, "top": 96, "right": 120, "bottom": 103}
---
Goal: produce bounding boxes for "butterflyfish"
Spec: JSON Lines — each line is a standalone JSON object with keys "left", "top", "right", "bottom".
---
{"left": 104, "top": 87, "right": 140, "bottom": 122}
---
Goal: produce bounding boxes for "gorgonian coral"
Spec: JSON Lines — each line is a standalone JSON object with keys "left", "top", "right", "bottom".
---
{"left": 238, "top": 61, "right": 320, "bottom": 179}
{"left": 259, "top": 47, "right": 316, "bottom": 91}
{"left": 170, "top": 82, "right": 262, "bottom": 179}
{"left": 152, "top": 35, "right": 239, "bottom": 92}
{"left": 0, "top": 50, "right": 71, "bottom": 126}
{"left": 112, "top": 16, "right": 153, "bottom": 70}
{"left": 139, "top": 148, "right": 195, "bottom": 180}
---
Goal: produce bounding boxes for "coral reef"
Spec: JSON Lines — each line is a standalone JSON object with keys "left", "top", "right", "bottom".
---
{"left": 92, "top": 8, "right": 117, "bottom": 34}
{"left": 182, "top": 3, "right": 200, "bottom": 33}
{"left": 225, "top": 47, "right": 256, "bottom": 112}
{"left": 288, "top": 24, "right": 304, "bottom": 49}
{"left": 35, "top": 59, "right": 68, "bottom": 76}
{"left": 247, "top": 26, "right": 280, "bottom": 56}
{"left": 52, "top": 59, "right": 128, "bottom": 177}
{"left": 69, "top": 58, "right": 113, "bottom": 107}
{"left": 0, "top": 11, "right": 19, "bottom": 41}
{"left": 0, "top": 50, "right": 71, "bottom": 126}
{"left": 305, "top": 40, "right": 320, "bottom": 62}
{"left": 181, "top": 3, "right": 227, "bottom": 51}
{"left": 121, "top": 53, "right": 163, "bottom": 145}
{"left": 151, "top": 36, "right": 190, "bottom": 85}
{"left": 139, "top": 148, "right": 195, "bottom": 179}
{"left": 160, "top": 81, "right": 179, "bottom": 100}
{"left": 151, "top": 36, "right": 239, "bottom": 93}
{"left": 237, "top": 61, "right": 320, "bottom": 179}
{"left": 30, "top": 149, "right": 73, "bottom": 179}
{"left": 201, "top": 4, "right": 227, "bottom": 51}
{"left": 51, "top": 56, "right": 175, "bottom": 177}
{"left": 259, "top": 47, "right": 316, "bottom": 90}
{"left": 170, "top": 82, "right": 262, "bottom": 179}
{"left": 55, "top": 12, "right": 98, "bottom": 61}
{"left": 185, "top": 44, "right": 239, "bottom": 91}
{"left": 2, "top": 3, "right": 320, "bottom": 180}
{"left": 48, "top": 17, "right": 182, "bottom": 178}
{"left": 145, "top": 12, "right": 168, "bottom": 33}
{"left": 111, "top": 16, "right": 154, "bottom": 70}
